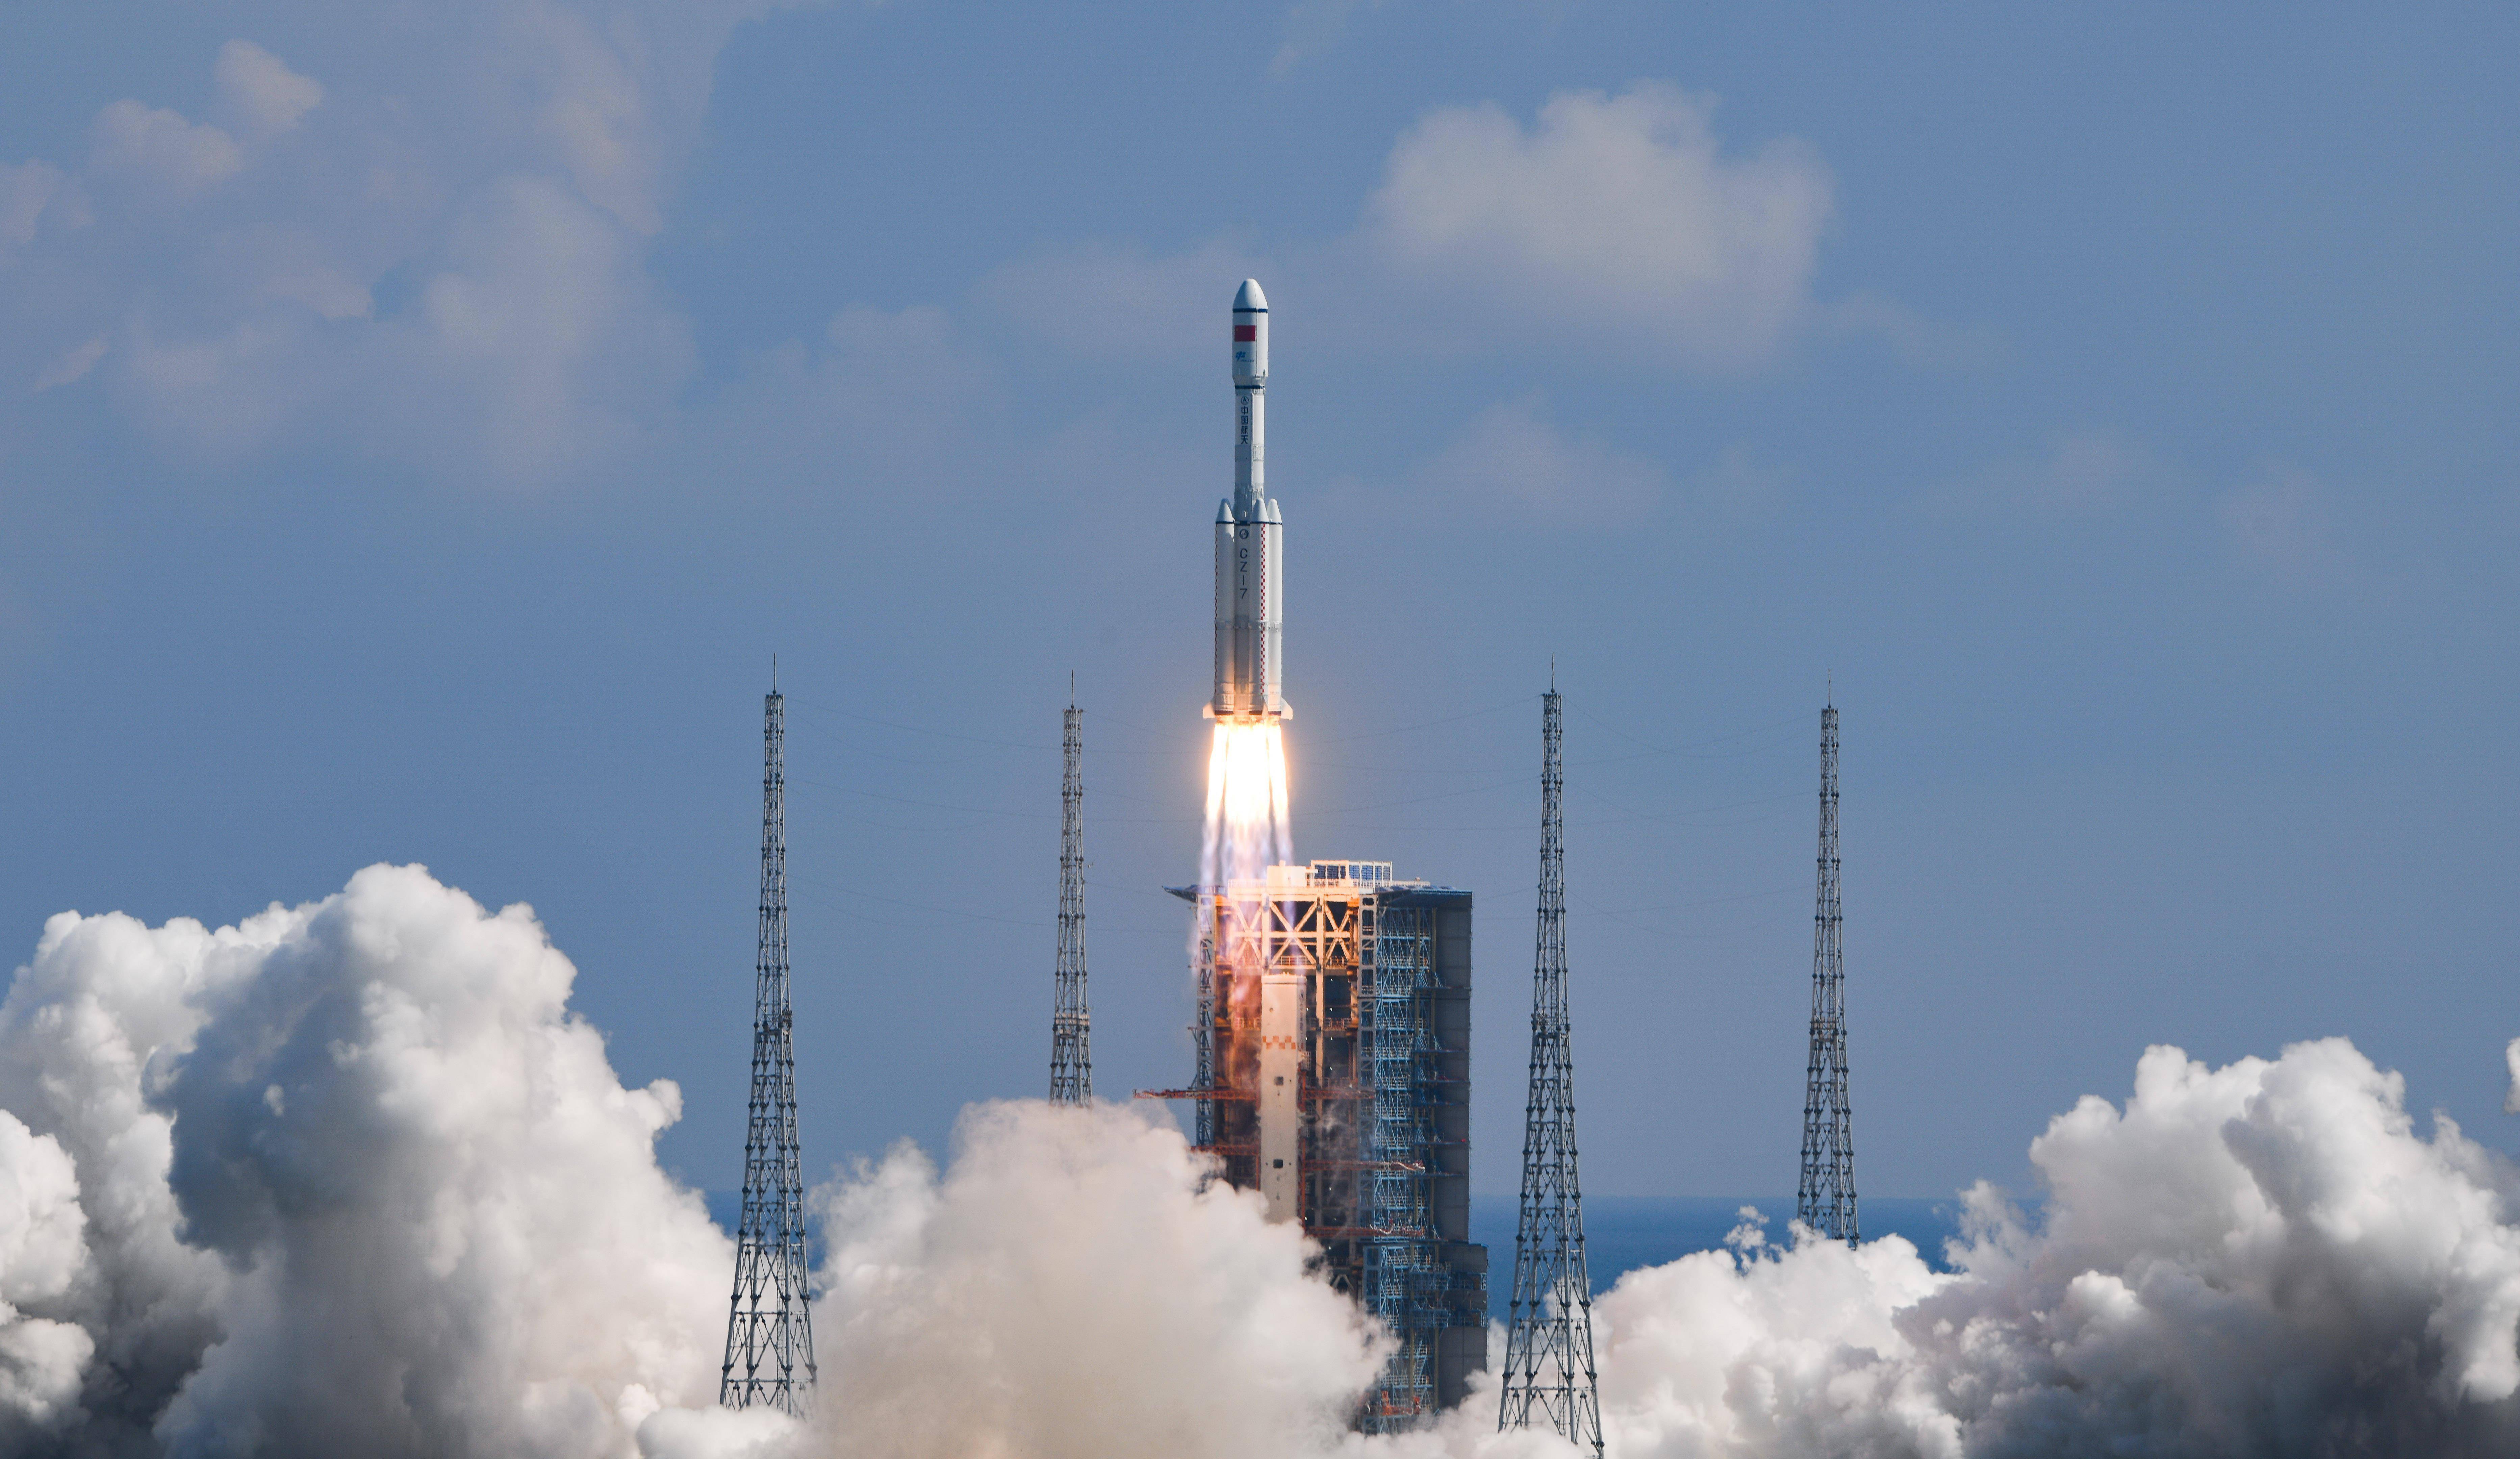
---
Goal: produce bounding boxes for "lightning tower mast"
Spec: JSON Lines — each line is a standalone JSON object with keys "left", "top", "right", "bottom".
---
{"left": 1050, "top": 690, "right": 1091, "bottom": 1103}
{"left": 722, "top": 675, "right": 817, "bottom": 1414}
{"left": 1796, "top": 699, "right": 1857, "bottom": 1242}
{"left": 1499, "top": 681, "right": 1604, "bottom": 1458}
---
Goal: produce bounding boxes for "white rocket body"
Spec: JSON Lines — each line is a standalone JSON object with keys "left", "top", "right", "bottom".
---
{"left": 1212, "top": 279, "right": 1287, "bottom": 723}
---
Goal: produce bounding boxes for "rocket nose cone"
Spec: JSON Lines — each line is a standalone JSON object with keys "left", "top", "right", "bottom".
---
{"left": 1233, "top": 278, "right": 1268, "bottom": 312}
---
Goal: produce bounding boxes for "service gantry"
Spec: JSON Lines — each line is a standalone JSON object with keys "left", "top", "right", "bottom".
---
{"left": 1147, "top": 861, "right": 1486, "bottom": 1429}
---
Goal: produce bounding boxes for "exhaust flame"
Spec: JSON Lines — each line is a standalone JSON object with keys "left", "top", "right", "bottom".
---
{"left": 1197, "top": 722, "right": 1293, "bottom": 1103}
{"left": 1199, "top": 722, "right": 1291, "bottom": 891}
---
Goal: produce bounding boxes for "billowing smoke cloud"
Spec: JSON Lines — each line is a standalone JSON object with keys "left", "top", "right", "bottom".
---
{"left": 1, "top": 866, "right": 2517, "bottom": 1456}
{"left": 0, "top": 1111, "right": 89, "bottom": 1441}
{"left": 651, "top": 1104, "right": 1396, "bottom": 1459}
{"left": 1594, "top": 1041, "right": 2520, "bottom": 1457}
{"left": 0, "top": 865, "right": 1519, "bottom": 1459}
{"left": 0, "top": 865, "right": 729, "bottom": 1455}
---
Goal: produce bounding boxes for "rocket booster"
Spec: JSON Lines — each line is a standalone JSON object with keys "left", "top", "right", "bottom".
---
{"left": 1211, "top": 279, "right": 1288, "bottom": 722}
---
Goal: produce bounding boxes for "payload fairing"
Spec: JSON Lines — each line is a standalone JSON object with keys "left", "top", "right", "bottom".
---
{"left": 1211, "top": 279, "right": 1288, "bottom": 722}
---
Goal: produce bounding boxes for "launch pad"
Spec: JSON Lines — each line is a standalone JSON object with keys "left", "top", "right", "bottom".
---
{"left": 1134, "top": 281, "right": 1486, "bottom": 1431}
{"left": 1151, "top": 860, "right": 1486, "bottom": 1427}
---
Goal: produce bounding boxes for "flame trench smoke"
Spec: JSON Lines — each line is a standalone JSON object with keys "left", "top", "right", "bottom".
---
{"left": 6, "top": 866, "right": 2520, "bottom": 1457}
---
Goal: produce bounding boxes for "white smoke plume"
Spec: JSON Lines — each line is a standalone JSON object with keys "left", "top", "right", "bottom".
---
{"left": 653, "top": 1104, "right": 1388, "bottom": 1459}
{"left": 1593, "top": 1040, "right": 2520, "bottom": 1457}
{"left": 1, "top": 865, "right": 2518, "bottom": 1456}
{"left": 0, "top": 865, "right": 730, "bottom": 1456}
{"left": 646, "top": 1098, "right": 1570, "bottom": 1459}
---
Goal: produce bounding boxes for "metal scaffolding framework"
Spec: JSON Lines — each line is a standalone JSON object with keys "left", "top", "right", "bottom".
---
{"left": 1188, "top": 892, "right": 1219, "bottom": 1151}
{"left": 1796, "top": 701, "right": 1858, "bottom": 1243}
{"left": 1361, "top": 900, "right": 1440, "bottom": 1430}
{"left": 721, "top": 682, "right": 817, "bottom": 1415}
{"left": 1150, "top": 863, "right": 1483, "bottom": 1429}
{"left": 1050, "top": 699, "right": 1092, "bottom": 1104}
{"left": 1499, "top": 686, "right": 1604, "bottom": 1457}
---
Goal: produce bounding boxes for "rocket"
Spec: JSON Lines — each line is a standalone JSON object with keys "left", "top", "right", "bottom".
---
{"left": 1210, "top": 279, "right": 1288, "bottom": 723}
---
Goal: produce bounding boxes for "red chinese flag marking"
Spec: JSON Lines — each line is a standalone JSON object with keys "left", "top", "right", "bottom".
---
{"left": 1234, "top": 325, "right": 1257, "bottom": 342}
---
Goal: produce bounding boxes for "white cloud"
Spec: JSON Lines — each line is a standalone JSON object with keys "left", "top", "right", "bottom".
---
{"left": 119, "top": 316, "right": 319, "bottom": 457}
{"left": 271, "top": 268, "right": 373, "bottom": 321}
{"left": 518, "top": 5, "right": 672, "bottom": 234}
{"left": 1819, "top": 289, "right": 2005, "bottom": 370}
{"left": 1933, "top": 441, "right": 2350, "bottom": 582}
{"left": 698, "top": 302, "right": 1006, "bottom": 511}
{"left": 1406, "top": 405, "right": 1785, "bottom": 530}
{"left": 397, "top": 173, "right": 694, "bottom": 474}
{"left": 1933, "top": 429, "right": 2166, "bottom": 517}
{"left": 31, "top": 336, "right": 107, "bottom": 393}
{"left": 1416, "top": 393, "right": 1664, "bottom": 521}
{"left": 87, "top": 101, "right": 243, "bottom": 193}
{"left": 1, "top": 6, "right": 819, "bottom": 488}
{"left": 981, "top": 80, "right": 1903, "bottom": 382}
{"left": 2013, "top": 430, "right": 2158, "bottom": 511}
{"left": 0, "top": 162, "right": 72, "bottom": 254}
{"left": 1270, "top": 0, "right": 1386, "bottom": 75}
{"left": 9, "top": 39, "right": 1885, "bottom": 489}
{"left": 213, "top": 40, "right": 324, "bottom": 141}
{"left": 110, "top": 169, "right": 693, "bottom": 477}
{"left": 1367, "top": 82, "right": 1833, "bottom": 369}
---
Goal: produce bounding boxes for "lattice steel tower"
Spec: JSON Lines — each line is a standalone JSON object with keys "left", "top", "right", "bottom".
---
{"left": 1796, "top": 700, "right": 1857, "bottom": 1243}
{"left": 1499, "top": 684, "right": 1603, "bottom": 1458}
{"left": 722, "top": 678, "right": 816, "bottom": 1414}
{"left": 1050, "top": 694, "right": 1092, "bottom": 1104}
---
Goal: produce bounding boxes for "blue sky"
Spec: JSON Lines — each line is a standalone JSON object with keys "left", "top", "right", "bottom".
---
{"left": 1, "top": 1, "right": 2513, "bottom": 1200}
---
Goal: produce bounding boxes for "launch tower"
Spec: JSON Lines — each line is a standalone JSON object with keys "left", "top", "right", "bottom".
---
{"left": 1050, "top": 695, "right": 1091, "bottom": 1104}
{"left": 722, "top": 679, "right": 817, "bottom": 1414}
{"left": 1156, "top": 865, "right": 1486, "bottom": 1426}
{"left": 1796, "top": 701, "right": 1857, "bottom": 1242}
{"left": 1499, "top": 685, "right": 1604, "bottom": 1456}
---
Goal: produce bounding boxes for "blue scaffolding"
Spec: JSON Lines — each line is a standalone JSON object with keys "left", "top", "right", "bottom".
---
{"left": 1152, "top": 874, "right": 1482, "bottom": 1430}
